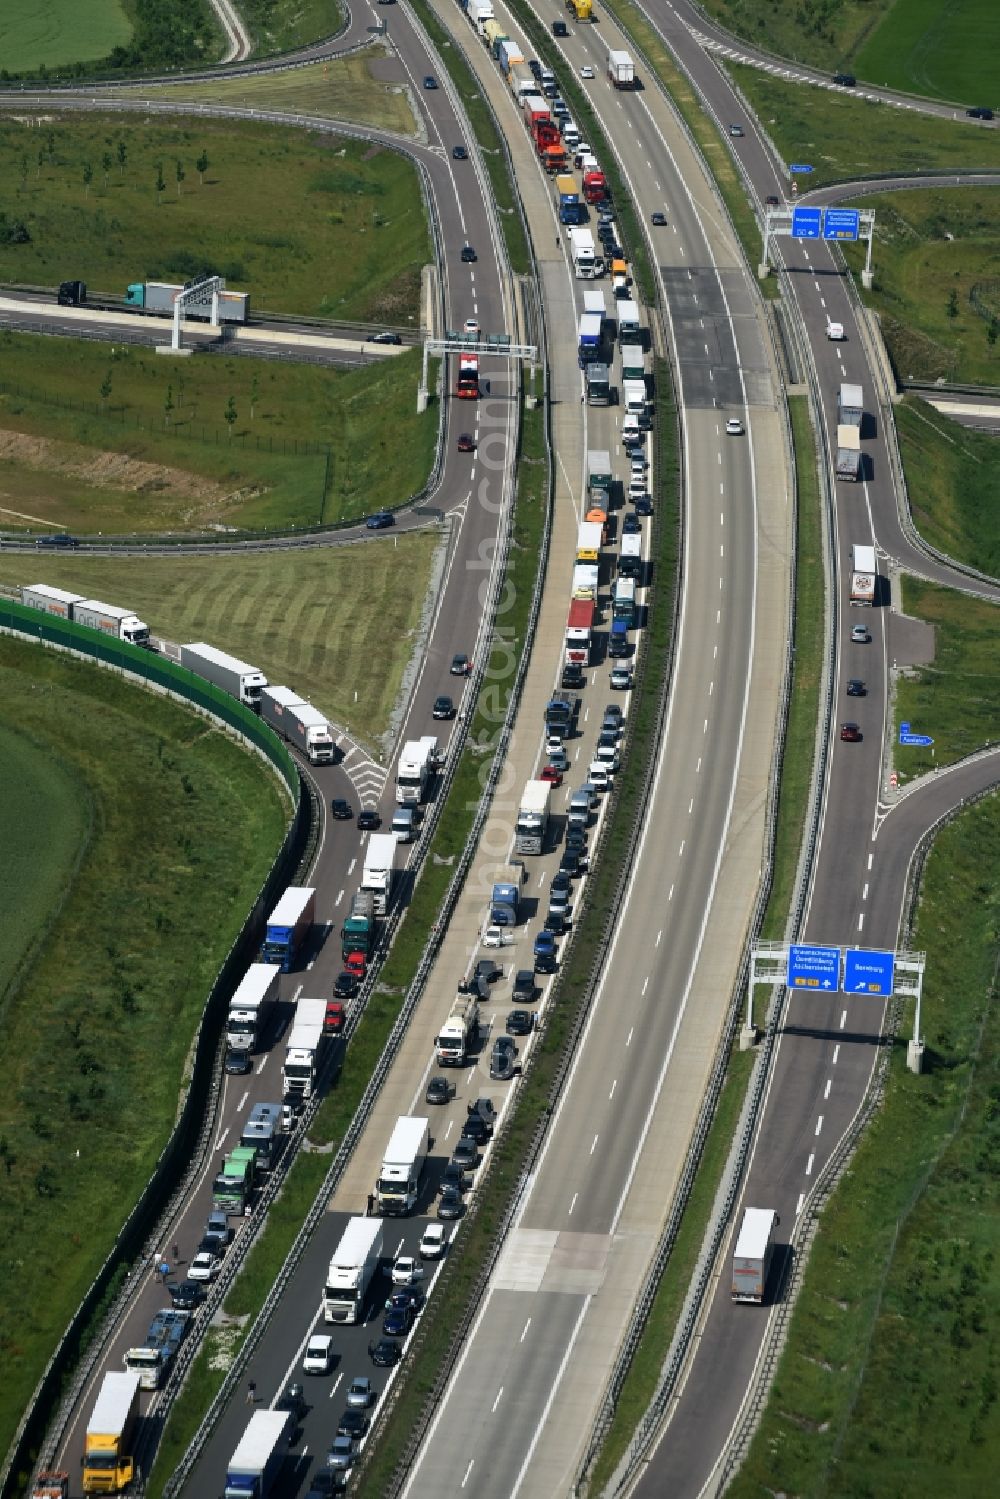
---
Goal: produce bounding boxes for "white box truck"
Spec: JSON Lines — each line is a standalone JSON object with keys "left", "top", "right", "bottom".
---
{"left": 617, "top": 298, "right": 641, "bottom": 339}
{"left": 226, "top": 963, "right": 281, "bottom": 1052}
{"left": 375, "top": 1115, "right": 430, "bottom": 1216}
{"left": 569, "top": 226, "right": 601, "bottom": 279}
{"left": 607, "top": 49, "right": 636, "bottom": 88}
{"left": 20, "top": 583, "right": 83, "bottom": 620}
{"left": 180, "top": 642, "right": 267, "bottom": 710}
{"left": 835, "top": 424, "right": 862, "bottom": 481}
{"left": 260, "top": 686, "right": 334, "bottom": 764}
{"left": 361, "top": 832, "right": 399, "bottom": 914}
{"left": 323, "top": 1216, "right": 384, "bottom": 1324}
{"left": 849, "top": 543, "right": 877, "bottom": 605}
{"left": 515, "top": 779, "right": 551, "bottom": 855}
{"left": 224, "top": 1410, "right": 292, "bottom": 1499}
{"left": 731, "top": 1206, "right": 779, "bottom": 1303}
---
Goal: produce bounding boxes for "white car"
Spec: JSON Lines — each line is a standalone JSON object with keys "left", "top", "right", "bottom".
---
{"left": 580, "top": 65, "right": 595, "bottom": 79}
{"left": 187, "top": 1251, "right": 220, "bottom": 1283}
{"left": 420, "top": 1223, "right": 447, "bottom": 1259}
{"left": 482, "top": 925, "right": 508, "bottom": 949}
{"left": 303, "top": 1333, "right": 335, "bottom": 1374}
{"left": 463, "top": 317, "right": 480, "bottom": 338}
{"left": 725, "top": 418, "right": 744, "bottom": 436}
{"left": 392, "top": 1255, "right": 424, "bottom": 1286}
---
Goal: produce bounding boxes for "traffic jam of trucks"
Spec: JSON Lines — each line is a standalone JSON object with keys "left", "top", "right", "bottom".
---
{"left": 835, "top": 381, "right": 865, "bottom": 481}
{"left": 58, "top": 278, "right": 249, "bottom": 324}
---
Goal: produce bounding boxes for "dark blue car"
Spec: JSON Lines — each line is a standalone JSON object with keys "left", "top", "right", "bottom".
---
{"left": 365, "top": 511, "right": 394, "bottom": 530}
{"left": 383, "top": 1304, "right": 414, "bottom": 1338}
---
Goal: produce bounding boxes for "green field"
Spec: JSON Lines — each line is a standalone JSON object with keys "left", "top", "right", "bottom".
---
{"left": 118, "top": 51, "right": 416, "bottom": 136}
{"left": 731, "top": 791, "right": 1000, "bottom": 1499}
{"left": 0, "top": 332, "right": 436, "bottom": 537}
{"left": 855, "top": 0, "right": 1000, "bottom": 104}
{"left": 699, "top": 0, "right": 891, "bottom": 69}
{"left": 842, "top": 188, "right": 1000, "bottom": 386}
{"left": 726, "top": 63, "right": 1000, "bottom": 187}
{"left": 0, "top": 723, "right": 90, "bottom": 1001}
{"left": 893, "top": 397, "right": 1000, "bottom": 575}
{"left": 0, "top": 116, "right": 429, "bottom": 322}
{"left": 241, "top": 0, "right": 342, "bottom": 57}
{"left": 0, "top": 534, "right": 439, "bottom": 746}
{"left": 0, "top": 0, "right": 131, "bottom": 72}
{"left": 0, "top": 634, "right": 289, "bottom": 1470}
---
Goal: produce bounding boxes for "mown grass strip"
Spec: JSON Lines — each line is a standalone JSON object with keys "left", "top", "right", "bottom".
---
{"left": 586, "top": 391, "right": 820, "bottom": 1488}
{"left": 146, "top": 393, "right": 543, "bottom": 1489}
{"left": 358, "top": 365, "right": 681, "bottom": 1495}
{"left": 410, "top": 0, "right": 530, "bottom": 276}
{"left": 730, "top": 789, "right": 1000, "bottom": 1499}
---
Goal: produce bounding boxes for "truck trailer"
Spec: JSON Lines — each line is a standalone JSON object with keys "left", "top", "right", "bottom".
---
{"left": 569, "top": 226, "right": 601, "bottom": 279}
{"left": 837, "top": 381, "right": 864, "bottom": 429}
{"left": 224, "top": 1409, "right": 293, "bottom": 1499}
{"left": 578, "top": 311, "right": 603, "bottom": 363}
{"left": 436, "top": 992, "right": 480, "bottom": 1065}
{"left": 20, "top": 585, "right": 152, "bottom": 648}
{"left": 572, "top": 562, "right": 600, "bottom": 600}
{"left": 515, "top": 779, "right": 551, "bottom": 855}
{"left": 260, "top": 886, "right": 315, "bottom": 970}
{"left": 82, "top": 1371, "right": 140, "bottom": 1494}
{"left": 490, "top": 862, "right": 523, "bottom": 926}
{"left": 565, "top": 597, "right": 596, "bottom": 665}
{"left": 282, "top": 996, "right": 327, "bottom": 1097}
{"left": 607, "top": 49, "right": 636, "bottom": 88}
{"left": 341, "top": 888, "right": 376, "bottom": 961}
{"left": 361, "top": 832, "right": 398, "bottom": 915}
{"left": 259, "top": 686, "right": 335, "bottom": 765}
{"left": 618, "top": 531, "right": 643, "bottom": 580}
{"left": 835, "top": 424, "right": 862, "bottom": 481}
{"left": 612, "top": 576, "right": 636, "bottom": 625}
{"left": 179, "top": 642, "right": 267, "bottom": 711}
{"left": 586, "top": 449, "right": 612, "bottom": 492}
{"left": 396, "top": 736, "right": 438, "bottom": 804}
{"left": 731, "top": 1206, "right": 779, "bottom": 1303}
{"left": 324, "top": 1215, "right": 385, "bottom": 1323}
{"left": 375, "top": 1115, "right": 430, "bottom": 1215}
{"left": 125, "top": 280, "right": 249, "bottom": 323}
{"left": 849, "top": 543, "right": 877, "bottom": 606}
{"left": 123, "top": 1308, "right": 190, "bottom": 1390}
{"left": 226, "top": 963, "right": 281, "bottom": 1052}
{"left": 577, "top": 520, "right": 604, "bottom": 562}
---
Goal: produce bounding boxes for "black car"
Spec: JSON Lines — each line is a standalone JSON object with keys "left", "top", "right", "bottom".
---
{"left": 476, "top": 957, "right": 502, "bottom": 986}
{"left": 490, "top": 1035, "right": 519, "bottom": 1080}
{"left": 438, "top": 1184, "right": 465, "bottom": 1220}
{"left": 35, "top": 532, "right": 79, "bottom": 549}
{"left": 967, "top": 106, "right": 994, "bottom": 120}
{"left": 551, "top": 870, "right": 573, "bottom": 896}
{"left": 452, "top": 144, "right": 468, "bottom": 159}
{"left": 506, "top": 1009, "right": 535, "bottom": 1037}
{"left": 357, "top": 807, "right": 381, "bottom": 830}
{"left": 224, "top": 1046, "right": 252, "bottom": 1075}
{"left": 561, "top": 662, "right": 584, "bottom": 689}
{"left": 832, "top": 72, "right": 856, "bottom": 87}
{"left": 635, "top": 494, "right": 653, "bottom": 517}
{"left": 306, "top": 1471, "right": 346, "bottom": 1498}
{"left": 553, "top": 21, "right": 569, "bottom": 37}
{"left": 432, "top": 695, "right": 455, "bottom": 720}
{"left": 371, "top": 331, "right": 401, "bottom": 345}
{"left": 441, "top": 1159, "right": 471, "bottom": 1191}
{"left": 566, "top": 825, "right": 589, "bottom": 852}
{"left": 460, "top": 244, "right": 477, "bottom": 263}
{"left": 423, "top": 75, "right": 438, "bottom": 89}
{"left": 460, "top": 1111, "right": 491, "bottom": 1146}
{"left": 196, "top": 1235, "right": 225, "bottom": 1262}
{"left": 369, "top": 1338, "right": 402, "bottom": 1367}
{"left": 426, "top": 1075, "right": 455, "bottom": 1105}
{"left": 512, "top": 969, "right": 537, "bottom": 1005}
{"left": 168, "top": 1279, "right": 206, "bottom": 1310}
{"left": 452, "top": 1137, "right": 480, "bottom": 1172}
{"left": 534, "top": 950, "right": 557, "bottom": 975}
{"left": 544, "top": 909, "right": 567, "bottom": 936}
{"left": 386, "top": 1285, "right": 424, "bottom": 1314}
{"left": 331, "top": 798, "right": 352, "bottom": 820}
{"left": 602, "top": 704, "right": 623, "bottom": 732}
{"left": 276, "top": 1381, "right": 308, "bottom": 1425}
{"left": 468, "top": 1095, "right": 497, "bottom": 1129}
{"left": 337, "top": 1408, "right": 370, "bottom": 1440}
{"left": 450, "top": 653, "right": 472, "bottom": 675}
{"left": 622, "top": 513, "right": 642, "bottom": 535}
{"left": 847, "top": 678, "right": 867, "bottom": 697}
{"left": 528, "top": 59, "right": 541, "bottom": 77}
{"left": 651, "top": 211, "right": 667, "bottom": 226}
{"left": 559, "top": 848, "right": 583, "bottom": 878}
{"left": 333, "top": 972, "right": 360, "bottom": 999}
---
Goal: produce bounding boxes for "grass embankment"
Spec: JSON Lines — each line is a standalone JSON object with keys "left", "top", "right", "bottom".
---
{"left": 147, "top": 393, "right": 544, "bottom": 1496}
{"left": 0, "top": 117, "right": 428, "bottom": 323}
{"left": 588, "top": 393, "right": 821, "bottom": 1489}
{"left": 0, "top": 333, "right": 435, "bottom": 537}
{"left": 894, "top": 396, "right": 1000, "bottom": 575}
{"left": 0, "top": 533, "right": 438, "bottom": 747}
{"left": 731, "top": 789, "right": 1000, "bottom": 1499}
{"left": 2, "top": 0, "right": 223, "bottom": 79}
{"left": 240, "top": 0, "right": 342, "bottom": 57}
{"left": 0, "top": 634, "right": 289, "bottom": 1469}
{"left": 608, "top": 0, "right": 778, "bottom": 299}
{"left": 117, "top": 51, "right": 416, "bottom": 136}
{"left": 0, "top": 0, "right": 132, "bottom": 72}
{"left": 841, "top": 187, "right": 1000, "bottom": 386}
{"left": 726, "top": 62, "right": 1000, "bottom": 190}
{"left": 358, "top": 368, "right": 680, "bottom": 1491}
{"left": 410, "top": 0, "right": 530, "bottom": 276}
{"left": 697, "top": 0, "right": 894, "bottom": 73}
{"left": 894, "top": 576, "right": 1000, "bottom": 778}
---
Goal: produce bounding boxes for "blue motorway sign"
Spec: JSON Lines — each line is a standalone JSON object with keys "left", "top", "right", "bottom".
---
{"left": 791, "top": 207, "right": 822, "bottom": 239}
{"left": 899, "top": 720, "right": 934, "bottom": 747}
{"left": 788, "top": 944, "right": 840, "bottom": 990}
{"left": 789, "top": 164, "right": 814, "bottom": 174}
{"left": 844, "top": 948, "right": 895, "bottom": 996}
{"left": 824, "top": 208, "right": 861, "bottom": 241}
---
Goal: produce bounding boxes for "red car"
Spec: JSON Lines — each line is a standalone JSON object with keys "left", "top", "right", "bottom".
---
{"left": 324, "top": 1001, "right": 346, "bottom": 1035}
{"left": 540, "top": 765, "right": 563, "bottom": 786}
{"left": 840, "top": 722, "right": 862, "bottom": 742}
{"left": 457, "top": 432, "right": 476, "bottom": 452}
{"left": 345, "top": 951, "right": 367, "bottom": 978}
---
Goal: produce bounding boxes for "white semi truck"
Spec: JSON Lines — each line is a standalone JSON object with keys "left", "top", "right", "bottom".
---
{"left": 323, "top": 1216, "right": 385, "bottom": 1324}
{"left": 395, "top": 735, "right": 439, "bottom": 803}
{"left": 375, "top": 1115, "right": 429, "bottom": 1216}
{"left": 259, "top": 686, "right": 335, "bottom": 764}
{"left": 435, "top": 993, "right": 480, "bottom": 1066}
{"left": 569, "top": 226, "right": 602, "bottom": 279}
{"left": 361, "top": 832, "right": 399, "bottom": 915}
{"left": 281, "top": 996, "right": 327, "bottom": 1097}
{"left": 731, "top": 1206, "right": 780, "bottom": 1303}
{"left": 226, "top": 963, "right": 281, "bottom": 1052}
{"left": 516, "top": 779, "right": 551, "bottom": 856}
{"left": 179, "top": 642, "right": 267, "bottom": 710}
{"left": 123, "top": 1308, "right": 190, "bottom": 1390}
{"left": 21, "top": 584, "right": 151, "bottom": 648}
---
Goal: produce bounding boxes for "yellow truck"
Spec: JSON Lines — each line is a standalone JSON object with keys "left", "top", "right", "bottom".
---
{"left": 83, "top": 1371, "right": 140, "bottom": 1493}
{"left": 566, "top": 0, "right": 594, "bottom": 18}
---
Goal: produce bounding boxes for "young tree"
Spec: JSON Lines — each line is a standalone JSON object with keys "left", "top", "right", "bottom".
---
{"left": 117, "top": 139, "right": 127, "bottom": 176}
{"left": 47, "top": 131, "right": 56, "bottom": 161}
{"left": 175, "top": 159, "right": 185, "bottom": 197}
{"left": 947, "top": 288, "right": 959, "bottom": 319}
{"left": 196, "top": 149, "right": 209, "bottom": 186}
{"left": 83, "top": 162, "right": 94, "bottom": 196}
{"left": 224, "top": 395, "right": 237, "bottom": 438}
{"left": 250, "top": 373, "right": 259, "bottom": 423}
{"left": 102, "top": 151, "right": 113, "bottom": 188}
{"left": 36, "top": 147, "right": 44, "bottom": 178}
{"left": 155, "top": 160, "right": 165, "bottom": 203}
{"left": 164, "top": 383, "right": 174, "bottom": 427}
{"left": 99, "top": 370, "right": 113, "bottom": 410}
{"left": 19, "top": 156, "right": 28, "bottom": 192}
